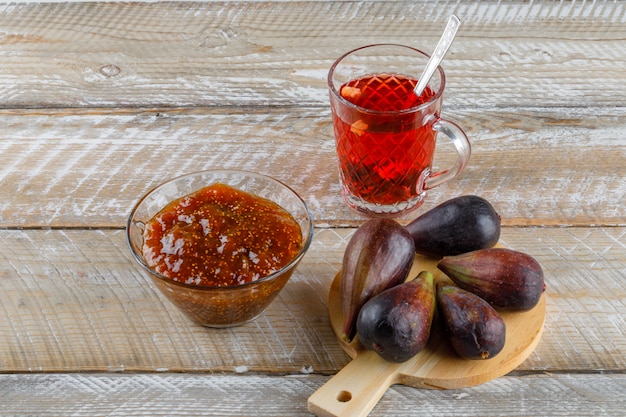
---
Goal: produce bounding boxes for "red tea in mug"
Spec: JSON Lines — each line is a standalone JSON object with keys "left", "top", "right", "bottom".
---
{"left": 328, "top": 44, "right": 470, "bottom": 217}
{"left": 333, "top": 73, "right": 438, "bottom": 206}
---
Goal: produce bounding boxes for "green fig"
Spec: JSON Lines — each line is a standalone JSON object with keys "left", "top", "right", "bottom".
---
{"left": 405, "top": 195, "right": 501, "bottom": 257}
{"left": 437, "top": 248, "right": 545, "bottom": 311}
{"left": 356, "top": 271, "right": 436, "bottom": 363}
{"left": 437, "top": 282, "right": 506, "bottom": 360}
{"left": 340, "top": 218, "right": 415, "bottom": 342}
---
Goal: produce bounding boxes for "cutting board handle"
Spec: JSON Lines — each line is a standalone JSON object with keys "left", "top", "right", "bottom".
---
{"left": 307, "top": 350, "right": 400, "bottom": 417}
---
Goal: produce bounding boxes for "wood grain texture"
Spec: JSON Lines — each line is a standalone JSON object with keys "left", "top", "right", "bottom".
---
{"left": 0, "top": 106, "right": 624, "bottom": 228}
{"left": 0, "top": 1, "right": 625, "bottom": 415}
{"left": 1, "top": 373, "right": 625, "bottom": 417}
{"left": 0, "top": 227, "right": 624, "bottom": 374}
{"left": 0, "top": 1, "right": 624, "bottom": 108}
{"left": 0, "top": 1, "right": 624, "bottom": 228}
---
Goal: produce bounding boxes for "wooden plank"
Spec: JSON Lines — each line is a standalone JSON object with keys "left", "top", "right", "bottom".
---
{"left": 0, "top": 3, "right": 623, "bottom": 416}
{"left": 0, "top": 2, "right": 624, "bottom": 108}
{"left": 0, "top": 227, "right": 345, "bottom": 373}
{"left": 0, "top": 227, "right": 624, "bottom": 373}
{"left": 0, "top": 373, "right": 625, "bottom": 417}
{"left": 1, "top": 106, "right": 624, "bottom": 228}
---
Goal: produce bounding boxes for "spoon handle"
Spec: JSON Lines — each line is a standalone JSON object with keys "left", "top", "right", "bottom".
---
{"left": 414, "top": 15, "right": 461, "bottom": 96}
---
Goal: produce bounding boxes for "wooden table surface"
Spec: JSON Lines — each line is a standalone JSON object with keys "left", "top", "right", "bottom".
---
{"left": 1, "top": 1, "right": 625, "bottom": 416}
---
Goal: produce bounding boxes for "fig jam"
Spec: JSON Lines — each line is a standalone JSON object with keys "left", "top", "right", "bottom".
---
{"left": 142, "top": 183, "right": 302, "bottom": 287}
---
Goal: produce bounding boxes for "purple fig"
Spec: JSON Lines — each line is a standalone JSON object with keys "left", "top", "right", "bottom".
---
{"left": 405, "top": 195, "right": 501, "bottom": 257}
{"left": 437, "top": 282, "right": 506, "bottom": 360}
{"left": 438, "top": 248, "right": 545, "bottom": 311}
{"left": 340, "top": 218, "right": 415, "bottom": 341}
{"left": 356, "top": 271, "right": 435, "bottom": 363}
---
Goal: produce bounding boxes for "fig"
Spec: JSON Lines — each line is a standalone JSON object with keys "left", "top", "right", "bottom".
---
{"left": 405, "top": 195, "right": 501, "bottom": 257}
{"left": 436, "top": 282, "right": 506, "bottom": 360}
{"left": 340, "top": 218, "right": 415, "bottom": 341}
{"left": 438, "top": 248, "right": 545, "bottom": 311}
{"left": 356, "top": 271, "right": 436, "bottom": 363}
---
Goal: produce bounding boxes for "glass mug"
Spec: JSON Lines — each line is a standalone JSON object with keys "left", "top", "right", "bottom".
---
{"left": 328, "top": 44, "right": 471, "bottom": 217}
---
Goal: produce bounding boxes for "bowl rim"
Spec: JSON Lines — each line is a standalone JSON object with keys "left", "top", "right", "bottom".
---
{"left": 126, "top": 169, "right": 315, "bottom": 291}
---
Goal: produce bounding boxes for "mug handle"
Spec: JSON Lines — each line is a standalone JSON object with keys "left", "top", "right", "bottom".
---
{"left": 423, "top": 118, "right": 471, "bottom": 190}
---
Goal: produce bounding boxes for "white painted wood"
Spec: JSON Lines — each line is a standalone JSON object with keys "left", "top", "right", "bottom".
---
{"left": 0, "top": 2, "right": 624, "bottom": 108}
{"left": 0, "top": 228, "right": 624, "bottom": 374}
{"left": 0, "top": 2, "right": 624, "bottom": 415}
{"left": 0, "top": 373, "right": 625, "bottom": 417}
{"left": 0, "top": 107, "right": 624, "bottom": 228}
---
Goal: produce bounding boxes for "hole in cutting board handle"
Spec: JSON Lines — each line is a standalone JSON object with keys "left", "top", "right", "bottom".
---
{"left": 337, "top": 390, "right": 352, "bottom": 402}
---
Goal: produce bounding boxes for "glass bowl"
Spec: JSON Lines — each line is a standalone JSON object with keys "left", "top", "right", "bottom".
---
{"left": 126, "top": 169, "right": 314, "bottom": 327}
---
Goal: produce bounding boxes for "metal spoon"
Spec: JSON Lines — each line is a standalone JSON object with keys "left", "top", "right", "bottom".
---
{"left": 414, "top": 15, "right": 461, "bottom": 96}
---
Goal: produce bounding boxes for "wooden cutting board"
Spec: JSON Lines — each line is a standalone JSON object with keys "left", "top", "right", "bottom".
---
{"left": 308, "top": 251, "right": 546, "bottom": 417}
